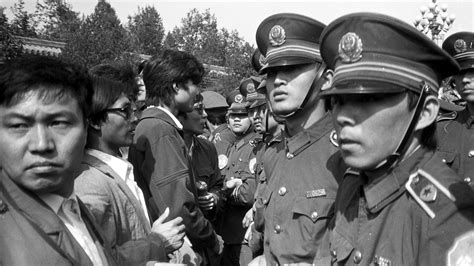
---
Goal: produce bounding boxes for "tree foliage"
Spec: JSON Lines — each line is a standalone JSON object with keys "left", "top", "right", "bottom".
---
{"left": 62, "top": 0, "right": 131, "bottom": 68}
{"left": 32, "top": 0, "right": 81, "bottom": 41}
{"left": 0, "top": 7, "right": 23, "bottom": 61}
{"left": 9, "top": 0, "right": 36, "bottom": 37}
{"left": 164, "top": 8, "right": 254, "bottom": 94}
{"left": 127, "top": 6, "right": 165, "bottom": 55}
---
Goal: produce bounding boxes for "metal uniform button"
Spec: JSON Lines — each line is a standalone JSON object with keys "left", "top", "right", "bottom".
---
{"left": 278, "top": 186, "right": 287, "bottom": 196}
{"left": 442, "top": 158, "right": 447, "bottom": 163}
{"left": 353, "top": 250, "right": 363, "bottom": 264}
{"left": 274, "top": 224, "right": 281, "bottom": 234}
{"left": 311, "top": 211, "right": 318, "bottom": 220}
{"left": 330, "top": 250, "right": 337, "bottom": 258}
{"left": 469, "top": 151, "right": 474, "bottom": 158}
{"left": 286, "top": 152, "right": 294, "bottom": 159}
{"left": 239, "top": 158, "right": 242, "bottom": 162}
{"left": 465, "top": 177, "right": 471, "bottom": 184}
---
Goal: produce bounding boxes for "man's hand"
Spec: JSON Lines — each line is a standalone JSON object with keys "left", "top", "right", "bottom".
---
{"left": 198, "top": 192, "right": 218, "bottom": 211}
{"left": 242, "top": 208, "right": 254, "bottom": 228}
{"left": 151, "top": 207, "right": 186, "bottom": 254}
{"left": 225, "top": 178, "right": 242, "bottom": 189}
{"left": 213, "top": 234, "right": 224, "bottom": 255}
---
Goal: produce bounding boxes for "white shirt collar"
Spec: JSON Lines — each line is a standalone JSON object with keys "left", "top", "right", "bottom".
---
{"left": 149, "top": 105, "right": 183, "bottom": 130}
{"left": 38, "top": 192, "right": 79, "bottom": 215}
{"left": 86, "top": 149, "right": 130, "bottom": 181}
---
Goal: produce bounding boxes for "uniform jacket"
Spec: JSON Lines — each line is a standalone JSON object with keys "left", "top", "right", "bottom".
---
{"left": 221, "top": 131, "right": 261, "bottom": 244}
{"left": 436, "top": 109, "right": 474, "bottom": 187}
{"left": 0, "top": 172, "right": 119, "bottom": 266}
{"left": 211, "top": 124, "right": 237, "bottom": 174}
{"left": 190, "top": 135, "right": 224, "bottom": 223}
{"left": 330, "top": 147, "right": 474, "bottom": 265}
{"left": 257, "top": 113, "right": 344, "bottom": 264}
{"left": 129, "top": 107, "right": 219, "bottom": 249}
{"left": 75, "top": 153, "right": 167, "bottom": 263}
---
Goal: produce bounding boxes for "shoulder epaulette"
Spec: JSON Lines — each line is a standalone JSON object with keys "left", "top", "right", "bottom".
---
{"left": 437, "top": 111, "right": 458, "bottom": 122}
{"left": 405, "top": 169, "right": 455, "bottom": 218}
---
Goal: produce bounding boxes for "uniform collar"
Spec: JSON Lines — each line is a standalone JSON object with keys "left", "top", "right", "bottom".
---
{"left": 284, "top": 112, "right": 333, "bottom": 156}
{"left": 362, "top": 147, "right": 429, "bottom": 213}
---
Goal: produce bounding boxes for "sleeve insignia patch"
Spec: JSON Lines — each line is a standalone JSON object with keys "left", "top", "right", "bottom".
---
{"left": 419, "top": 184, "right": 437, "bottom": 202}
{"left": 249, "top": 157, "right": 257, "bottom": 174}
{"left": 447, "top": 230, "right": 474, "bottom": 266}
{"left": 218, "top": 154, "right": 228, "bottom": 170}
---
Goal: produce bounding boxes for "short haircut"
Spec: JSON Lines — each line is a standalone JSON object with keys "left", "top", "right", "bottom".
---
{"left": 0, "top": 55, "right": 93, "bottom": 121}
{"left": 88, "top": 76, "right": 129, "bottom": 126}
{"left": 143, "top": 49, "right": 205, "bottom": 107}
{"left": 89, "top": 62, "right": 139, "bottom": 101}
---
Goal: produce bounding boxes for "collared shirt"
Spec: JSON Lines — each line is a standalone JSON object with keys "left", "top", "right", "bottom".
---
{"left": 148, "top": 105, "right": 183, "bottom": 130}
{"left": 39, "top": 193, "right": 106, "bottom": 266}
{"left": 86, "top": 149, "right": 150, "bottom": 221}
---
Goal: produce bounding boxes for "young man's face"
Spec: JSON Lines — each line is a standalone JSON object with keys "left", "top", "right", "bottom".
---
{"left": 265, "top": 63, "right": 318, "bottom": 116}
{"left": 181, "top": 102, "right": 207, "bottom": 135}
{"left": 453, "top": 69, "right": 474, "bottom": 103}
{"left": 330, "top": 92, "right": 412, "bottom": 171}
{"left": 101, "top": 94, "right": 137, "bottom": 151}
{"left": 175, "top": 80, "right": 200, "bottom": 112}
{"left": 250, "top": 105, "right": 267, "bottom": 133}
{"left": 0, "top": 89, "right": 87, "bottom": 197}
{"left": 228, "top": 113, "right": 251, "bottom": 135}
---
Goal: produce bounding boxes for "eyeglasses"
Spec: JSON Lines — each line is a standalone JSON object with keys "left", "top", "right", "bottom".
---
{"left": 105, "top": 104, "right": 135, "bottom": 120}
{"left": 193, "top": 103, "right": 204, "bottom": 115}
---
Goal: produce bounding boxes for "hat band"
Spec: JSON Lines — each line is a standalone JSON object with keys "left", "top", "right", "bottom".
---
{"left": 334, "top": 60, "right": 438, "bottom": 93}
{"left": 453, "top": 51, "right": 474, "bottom": 60}
{"left": 266, "top": 42, "right": 322, "bottom": 64}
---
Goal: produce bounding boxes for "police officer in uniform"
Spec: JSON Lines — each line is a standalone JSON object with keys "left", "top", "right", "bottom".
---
{"left": 438, "top": 32, "right": 474, "bottom": 187}
{"left": 202, "top": 90, "right": 228, "bottom": 140}
{"left": 319, "top": 12, "right": 474, "bottom": 265}
{"left": 254, "top": 13, "right": 344, "bottom": 264}
{"left": 220, "top": 98, "right": 258, "bottom": 266}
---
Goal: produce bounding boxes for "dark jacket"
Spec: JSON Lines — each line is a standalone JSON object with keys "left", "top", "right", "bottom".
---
{"left": 129, "top": 107, "right": 219, "bottom": 249}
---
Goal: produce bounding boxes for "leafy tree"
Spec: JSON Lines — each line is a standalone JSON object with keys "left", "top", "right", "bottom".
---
{"left": 0, "top": 7, "right": 23, "bottom": 61}
{"left": 63, "top": 0, "right": 130, "bottom": 68}
{"left": 164, "top": 8, "right": 254, "bottom": 93}
{"left": 32, "top": 0, "right": 81, "bottom": 41}
{"left": 10, "top": 0, "right": 36, "bottom": 37}
{"left": 127, "top": 6, "right": 165, "bottom": 55}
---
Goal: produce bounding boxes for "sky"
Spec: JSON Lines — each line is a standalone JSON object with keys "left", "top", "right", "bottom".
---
{"left": 2, "top": 0, "right": 473, "bottom": 46}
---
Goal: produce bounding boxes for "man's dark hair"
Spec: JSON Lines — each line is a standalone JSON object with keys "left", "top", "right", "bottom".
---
{"left": 89, "top": 62, "right": 139, "bottom": 101}
{"left": 143, "top": 49, "right": 205, "bottom": 107}
{"left": 88, "top": 76, "right": 129, "bottom": 126}
{"left": 406, "top": 90, "right": 437, "bottom": 150}
{"left": 0, "top": 55, "right": 93, "bottom": 121}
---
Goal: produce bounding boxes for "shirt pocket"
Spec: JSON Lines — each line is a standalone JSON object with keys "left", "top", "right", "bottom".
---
{"left": 291, "top": 196, "right": 335, "bottom": 241}
{"left": 437, "top": 150, "right": 457, "bottom": 167}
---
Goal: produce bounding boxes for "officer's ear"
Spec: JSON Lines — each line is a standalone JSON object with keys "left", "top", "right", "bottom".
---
{"left": 415, "top": 94, "right": 439, "bottom": 131}
{"left": 320, "top": 69, "right": 334, "bottom": 92}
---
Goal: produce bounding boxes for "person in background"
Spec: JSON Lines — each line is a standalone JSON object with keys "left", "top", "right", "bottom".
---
{"left": 201, "top": 90, "right": 228, "bottom": 140}
{"left": 178, "top": 95, "right": 224, "bottom": 266}
{"left": 128, "top": 49, "right": 224, "bottom": 260}
{"left": 438, "top": 31, "right": 474, "bottom": 188}
{"left": 0, "top": 55, "right": 124, "bottom": 265}
{"left": 135, "top": 60, "right": 147, "bottom": 118}
{"left": 320, "top": 12, "right": 474, "bottom": 265}
{"left": 220, "top": 96, "right": 258, "bottom": 266}
{"left": 75, "top": 62, "right": 185, "bottom": 264}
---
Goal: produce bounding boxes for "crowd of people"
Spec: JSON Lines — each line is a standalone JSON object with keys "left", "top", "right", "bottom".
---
{"left": 0, "top": 11, "right": 473, "bottom": 266}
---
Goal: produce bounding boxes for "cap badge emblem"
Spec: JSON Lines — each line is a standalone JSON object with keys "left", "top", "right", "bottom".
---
{"left": 247, "top": 83, "right": 256, "bottom": 94}
{"left": 269, "top": 25, "right": 286, "bottom": 47}
{"left": 234, "top": 94, "right": 244, "bottom": 103}
{"left": 454, "top": 39, "right": 467, "bottom": 54}
{"left": 338, "top": 32, "right": 363, "bottom": 63}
